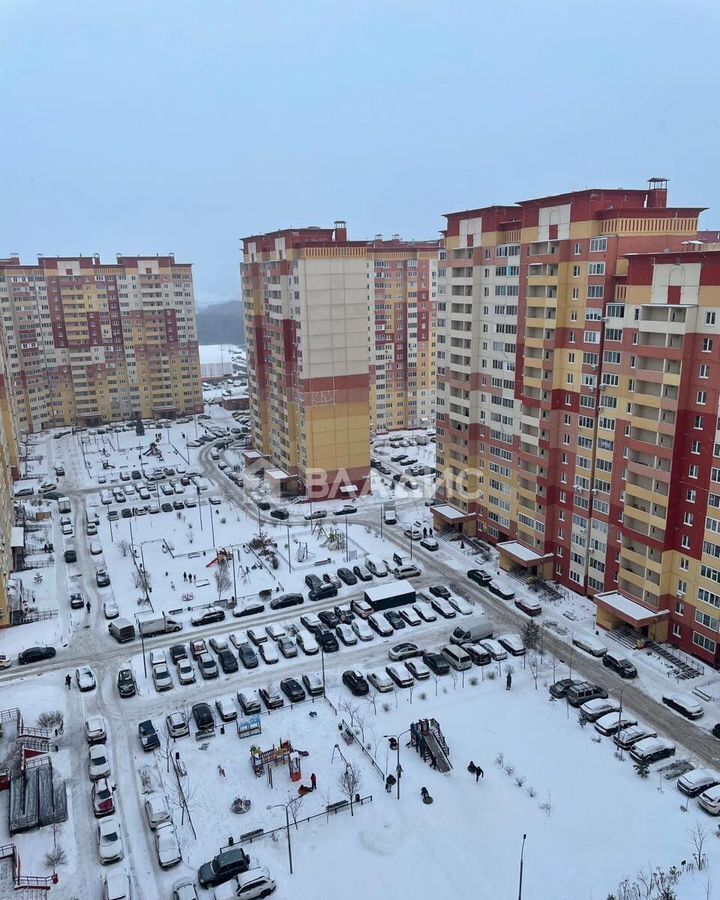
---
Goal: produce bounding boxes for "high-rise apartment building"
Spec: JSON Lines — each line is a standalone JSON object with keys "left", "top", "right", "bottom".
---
{"left": 0, "top": 254, "right": 202, "bottom": 432}
{"left": 369, "top": 239, "right": 439, "bottom": 432}
{"left": 434, "top": 181, "right": 720, "bottom": 665}
{"left": 242, "top": 225, "right": 439, "bottom": 498}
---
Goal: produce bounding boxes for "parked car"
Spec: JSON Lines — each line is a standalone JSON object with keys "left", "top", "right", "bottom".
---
{"left": 218, "top": 649, "right": 239, "bottom": 674}
{"left": 192, "top": 702, "right": 215, "bottom": 733}
{"left": 76, "top": 665, "right": 97, "bottom": 691}
{"left": 271, "top": 592, "right": 304, "bottom": 610}
{"left": 318, "top": 609, "right": 341, "bottom": 630}
{"left": 96, "top": 568, "right": 111, "bottom": 587}
{"left": 352, "top": 564, "right": 373, "bottom": 582}
{"left": 308, "top": 584, "right": 337, "bottom": 602}
{"left": 209, "top": 636, "right": 230, "bottom": 654}
{"left": 304, "top": 510, "right": 327, "bottom": 521}
{"left": 336, "top": 623, "right": 357, "bottom": 646}
{"left": 487, "top": 581, "right": 515, "bottom": 601}
{"left": 420, "top": 538, "right": 439, "bottom": 551}
{"left": 333, "top": 505, "right": 357, "bottom": 516}
{"left": 92, "top": 777, "right": 115, "bottom": 818}
{"left": 497, "top": 634, "right": 525, "bottom": 657}
{"left": 337, "top": 567, "right": 358, "bottom": 586}
{"left": 549, "top": 678, "right": 583, "bottom": 700}
{"left": 259, "top": 641, "right": 279, "bottom": 664}
{"left": 259, "top": 686, "right": 284, "bottom": 710}
{"left": 302, "top": 672, "right": 324, "bottom": 697}
{"left": 190, "top": 639, "right": 208, "bottom": 659}
{"left": 277, "top": 636, "right": 298, "bottom": 658}
{"left": 399, "top": 606, "right": 422, "bottom": 627}
{"left": 144, "top": 793, "right": 171, "bottom": 829}
{"left": 170, "top": 876, "right": 198, "bottom": 900}
{"left": 565, "top": 682, "right": 608, "bottom": 707}
{"left": 579, "top": 698, "right": 621, "bottom": 722}
{"left": 280, "top": 677, "right": 306, "bottom": 703}
{"left": 152, "top": 663, "right": 174, "bottom": 692}
{"left": 629, "top": 737, "right": 676, "bottom": 765}
{"left": 386, "top": 664, "right": 413, "bottom": 688}
{"left": 384, "top": 610, "right": 406, "bottom": 631}
{"left": 198, "top": 654, "right": 219, "bottom": 679}
{"left": 103, "top": 599, "right": 119, "bottom": 619}
{"left": 413, "top": 602, "right": 437, "bottom": 623}
{"left": 166, "top": 712, "right": 190, "bottom": 738}
{"left": 478, "top": 639, "right": 507, "bottom": 661}
{"left": 367, "top": 670, "right": 394, "bottom": 692}
{"left": 350, "top": 598, "right": 373, "bottom": 619}
{"left": 215, "top": 697, "right": 237, "bottom": 722}
{"left": 232, "top": 599, "right": 265, "bottom": 618}
{"left": 677, "top": 769, "right": 720, "bottom": 798}
{"left": 89, "top": 743, "right": 111, "bottom": 780}
{"left": 70, "top": 591, "right": 84, "bottom": 609}
{"left": 191, "top": 607, "right": 226, "bottom": 627}
{"left": 594, "top": 712, "right": 637, "bottom": 737}
{"left": 333, "top": 604, "right": 354, "bottom": 624}
{"left": 85, "top": 714, "right": 107, "bottom": 744}
{"left": 97, "top": 817, "right": 124, "bottom": 864}
{"left": 247, "top": 628, "right": 267, "bottom": 646}
{"left": 405, "top": 659, "right": 431, "bottom": 680}
{"left": 317, "top": 630, "right": 339, "bottom": 653}
{"left": 429, "top": 596, "right": 456, "bottom": 619}
{"left": 602, "top": 650, "right": 638, "bottom": 679}
{"left": 698, "top": 784, "right": 720, "bottom": 816}
{"left": 138, "top": 720, "right": 160, "bottom": 751}
{"left": 613, "top": 725, "right": 657, "bottom": 750}
{"left": 197, "top": 846, "right": 250, "bottom": 889}
{"left": 342, "top": 670, "right": 369, "bottom": 696}
{"left": 463, "top": 643, "right": 492, "bottom": 666}
{"left": 515, "top": 597, "right": 542, "bottom": 617}
{"left": 662, "top": 692, "right": 704, "bottom": 720}
{"left": 176, "top": 658, "right": 196, "bottom": 685}
{"left": 572, "top": 633, "right": 608, "bottom": 657}
{"left": 368, "top": 614, "right": 394, "bottom": 637}
{"left": 270, "top": 508, "right": 289, "bottom": 520}
{"left": 296, "top": 631, "right": 319, "bottom": 655}
{"left": 388, "top": 642, "right": 421, "bottom": 661}
{"left": 351, "top": 618, "right": 374, "bottom": 642}
{"left": 237, "top": 691, "right": 262, "bottom": 716}
{"left": 467, "top": 568, "right": 493, "bottom": 587}
{"left": 237, "top": 642, "right": 259, "bottom": 668}
{"left": 116, "top": 668, "right": 136, "bottom": 698}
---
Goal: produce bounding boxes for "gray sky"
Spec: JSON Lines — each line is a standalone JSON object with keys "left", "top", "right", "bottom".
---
{"left": 1, "top": 0, "right": 718, "bottom": 306}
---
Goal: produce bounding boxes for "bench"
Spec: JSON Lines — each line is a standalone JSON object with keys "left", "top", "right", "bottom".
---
{"left": 693, "top": 688, "right": 712, "bottom": 702}
{"left": 326, "top": 800, "right": 349, "bottom": 814}
{"left": 240, "top": 828, "right": 264, "bottom": 843}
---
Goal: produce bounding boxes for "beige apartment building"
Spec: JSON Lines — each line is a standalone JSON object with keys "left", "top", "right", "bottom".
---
{"left": 0, "top": 254, "right": 202, "bottom": 432}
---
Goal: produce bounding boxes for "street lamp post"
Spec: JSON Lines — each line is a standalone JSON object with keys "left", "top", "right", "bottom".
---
{"left": 267, "top": 802, "right": 294, "bottom": 875}
{"left": 286, "top": 523, "right": 292, "bottom": 574}
{"left": 197, "top": 486, "right": 203, "bottom": 531}
{"left": 210, "top": 505, "right": 216, "bottom": 548}
{"left": 384, "top": 729, "right": 411, "bottom": 800}
{"left": 518, "top": 833, "right": 527, "bottom": 900}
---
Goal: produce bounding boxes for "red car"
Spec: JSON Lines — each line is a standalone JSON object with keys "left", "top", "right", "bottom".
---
{"left": 515, "top": 597, "right": 542, "bottom": 617}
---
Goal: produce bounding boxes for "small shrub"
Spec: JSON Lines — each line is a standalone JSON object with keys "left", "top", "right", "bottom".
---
{"left": 515, "top": 775, "right": 526, "bottom": 788}
{"left": 634, "top": 761, "right": 650, "bottom": 778}
{"left": 539, "top": 799, "right": 552, "bottom": 817}
{"left": 495, "top": 753, "right": 504, "bottom": 767}
{"left": 418, "top": 691, "right": 427, "bottom": 701}
{"left": 469, "top": 676, "right": 479, "bottom": 686}
{"left": 577, "top": 714, "right": 587, "bottom": 728}
{"left": 442, "top": 686, "right": 448, "bottom": 694}
{"left": 382, "top": 702, "right": 391, "bottom": 713}
{"left": 526, "top": 786, "right": 537, "bottom": 798}
{"left": 504, "top": 764, "right": 515, "bottom": 776}
{"left": 487, "top": 670, "right": 496, "bottom": 680}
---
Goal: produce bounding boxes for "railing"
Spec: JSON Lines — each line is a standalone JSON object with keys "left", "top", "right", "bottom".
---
{"left": 235, "top": 795, "right": 374, "bottom": 846}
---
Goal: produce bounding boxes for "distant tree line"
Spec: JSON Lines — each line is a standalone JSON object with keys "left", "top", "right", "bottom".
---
{"left": 196, "top": 299, "right": 245, "bottom": 346}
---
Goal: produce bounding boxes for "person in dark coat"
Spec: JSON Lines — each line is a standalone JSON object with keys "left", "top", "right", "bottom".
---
{"left": 475, "top": 765, "right": 484, "bottom": 781}
{"left": 311, "top": 772, "right": 317, "bottom": 791}
{"left": 506, "top": 672, "right": 512, "bottom": 690}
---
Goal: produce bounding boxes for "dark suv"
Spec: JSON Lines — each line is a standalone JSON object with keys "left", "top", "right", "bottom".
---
{"left": 197, "top": 846, "right": 250, "bottom": 888}
{"left": 308, "top": 583, "right": 337, "bottom": 602}
{"left": 270, "top": 592, "right": 304, "bottom": 611}
{"left": 602, "top": 652, "right": 638, "bottom": 679}
{"left": 117, "top": 668, "right": 136, "bottom": 698}
{"left": 192, "top": 702, "right": 215, "bottom": 733}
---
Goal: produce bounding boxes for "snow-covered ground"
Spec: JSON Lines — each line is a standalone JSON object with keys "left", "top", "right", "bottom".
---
{"left": 2, "top": 412, "right": 720, "bottom": 898}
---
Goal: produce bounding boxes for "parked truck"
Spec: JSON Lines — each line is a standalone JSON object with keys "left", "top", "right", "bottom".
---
{"left": 135, "top": 610, "right": 182, "bottom": 637}
{"left": 57, "top": 496, "right": 71, "bottom": 514}
{"left": 364, "top": 579, "right": 416, "bottom": 612}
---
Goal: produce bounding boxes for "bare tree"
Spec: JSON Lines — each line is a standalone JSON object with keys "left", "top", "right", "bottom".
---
{"left": 337, "top": 763, "right": 362, "bottom": 816}
{"left": 132, "top": 568, "right": 152, "bottom": 594}
{"left": 186, "top": 528, "right": 195, "bottom": 546}
{"left": 38, "top": 710, "right": 64, "bottom": 731}
{"left": 521, "top": 619, "right": 540, "bottom": 652}
{"left": 688, "top": 821, "right": 709, "bottom": 870}
{"left": 117, "top": 538, "right": 131, "bottom": 558}
{"left": 527, "top": 654, "right": 540, "bottom": 690}
{"left": 214, "top": 561, "right": 232, "bottom": 601}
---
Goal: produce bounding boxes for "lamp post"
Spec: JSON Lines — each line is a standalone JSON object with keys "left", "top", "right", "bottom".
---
{"left": 518, "top": 833, "right": 527, "bottom": 900}
{"left": 197, "top": 486, "right": 203, "bottom": 531}
{"left": 266, "top": 802, "right": 294, "bottom": 875}
{"left": 384, "top": 729, "right": 411, "bottom": 800}
{"left": 286, "top": 523, "right": 292, "bottom": 574}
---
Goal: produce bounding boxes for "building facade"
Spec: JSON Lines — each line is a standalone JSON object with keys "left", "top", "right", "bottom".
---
{"left": 0, "top": 254, "right": 202, "bottom": 433}
{"left": 242, "top": 225, "right": 439, "bottom": 498}
{"left": 369, "top": 238, "right": 440, "bottom": 432}
{"left": 434, "top": 181, "right": 720, "bottom": 665}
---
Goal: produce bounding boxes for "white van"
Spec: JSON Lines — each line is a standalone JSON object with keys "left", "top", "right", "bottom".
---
{"left": 450, "top": 615, "right": 494, "bottom": 646}
{"left": 100, "top": 489, "right": 111, "bottom": 506}
{"left": 441, "top": 644, "right": 472, "bottom": 671}
{"left": 572, "top": 633, "right": 608, "bottom": 657}
{"left": 366, "top": 557, "right": 388, "bottom": 578}
{"left": 383, "top": 505, "right": 397, "bottom": 525}
{"left": 699, "top": 784, "right": 720, "bottom": 815}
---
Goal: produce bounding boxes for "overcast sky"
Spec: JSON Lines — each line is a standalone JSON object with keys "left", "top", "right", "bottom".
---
{"left": 1, "top": 0, "right": 718, "bottom": 306}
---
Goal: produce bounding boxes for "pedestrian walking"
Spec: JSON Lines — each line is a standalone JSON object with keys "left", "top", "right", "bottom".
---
{"left": 218, "top": 765, "right": 226, "bottom": 777}
{"left": 430, "top": 754, "right": 437, "bottom": 770}
{"left": 475, "top": 766, "right": 484, "bottom": 782}
{"left": 311, "top": 772, "right": 317, "bottom": 791}
{"left": 86, "top": 600, "right": 91, "bottom": 613}
{"left": 468, "top": 760, "right": 476, "bottom": 775}
{"left": 423, "top": 527, "right": 427, "bottom": 538}
{"left": 65, "top": 674, "right": 71, "bottom": 690}
{"left": 183, "top": 572, "right": 187, "bottom": 582}
{"left": 385, "top": 776, "right": 392, "bottom": 793}
{"left": 429, "top": 527, "right": 433, "bottom": 537}
{"left": 506, "top": 672, "right": 512, "bottom": 690}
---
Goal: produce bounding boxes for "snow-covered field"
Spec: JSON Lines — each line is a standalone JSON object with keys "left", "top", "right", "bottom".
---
{"left": 2, "top": 409, "right": 720, "bottom": 898}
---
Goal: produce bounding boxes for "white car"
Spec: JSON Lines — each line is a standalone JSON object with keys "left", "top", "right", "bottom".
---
{"left": 214, "top": 868, "right": 276, "bottom": 900}
{"left": 209, "top": 496, "right": 222, "bottom": 506}
{"left": 413, "top": 602, "right": 437, "bottom": 623}
{"left": 102, "top": 869, "right": 131, "bottom": 900}
{"left": 88, "top": 743, "right": 111, "bottom": 780}
{"left": 367, "top": 670, "right": 394, "bottom": 693}
{"left": 386, "top": 664, "right": 414, "bottom": 688}
{"left": 144, "top": 793, "right": 171, "bottom": 829}
{"left": 368, "top": 614, "right": 394, "bottom": 637}
{"left": 103, "top": 599, "right": 119, "bottom": 620}
{"left": 277, "top": 636, "right": 298, "bottom": 658}
{"left": 404, "top": 528, "right": 423, "bottom": 541}
{"left": 97, "top": 816, "right": 124, "bottom": 864}
{"left": 150, "top": 649, "right": 166, "bottom": 667}
{"left": 166, "top": 712, "right": 190, "bottom": 738}
{"left": 90, "top": 540, "right": 103, "bottom": 555}
{"left": 448, "top": 595, "right": 474, "bottom": 616}
{"left": 580, "top": 698, "right": 621, "bottom": 722}
{"left": 296, "top": 632, "right": 319, "bottom": 655}
{"left": 152, "top": 663, "right": 174, "bottom": 692}
{"left": 215, "top": 697, "right": 237, "bottom": 722}
{"left": 85, "top": 714, "right": 107, "bottom": 744}
{"left": 259, "top": 642, "right": 279, "bottom": 664}
{"left": 399, "top": 606, "right": 422, "bottom": 627}
{"left": 265, "top": 623, "right": 287, "bottom": 642}
{"left": 351, "top": 619, "right": 374, "bottom": 642}
{"left": 405, "top": 659, "right": 430, "bottom": 680}
{"left": 479, "top": 639, "right": 507, "bottom": 661}
{"left": 388, "top": 642, "right": 421, "bottom": 661}
{"left": 171, "top": 877, "right": 198, "bottom": 900}
{"left": 594, "top": 712, "right": 637, "bottom": 737}
{"left": 155, "top": 822, "right": 182, "bottom": 868}
{"left": 76, "top": 665, "right": 97, "bottom": 691}
{"left": 61, "top": 523, "right": 73, "bottom": 536}
{"left": 336, "top": 623, "right": 357, "bottom": 646}
{"left": 429, "top": 597, "right": 455, "bottom": 619}
{"left": 176, "top": 658, "right": 196, "bottom": 685}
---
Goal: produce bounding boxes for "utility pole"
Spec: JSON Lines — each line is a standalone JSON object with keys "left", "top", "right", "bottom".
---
{"left": 518, "top": 834, "right": 527, "bottom": 900}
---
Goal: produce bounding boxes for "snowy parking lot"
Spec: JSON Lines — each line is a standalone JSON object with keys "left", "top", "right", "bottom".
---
{"left": 3, "top": 410, "right": 720, "bottom": 899}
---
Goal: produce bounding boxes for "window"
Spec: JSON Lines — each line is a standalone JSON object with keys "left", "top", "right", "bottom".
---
{"left": 572, "top": 288, "right": 579, "bottom": 299}
{"left": 700, "top": 364, "right": 710, "bottom": 379}
{"left": 703, "top": 338, "right": 713, "bottom": 352}
{"left": 693, "top": 632, "right": 716, "bottom": 654}
{"left": 603, "top": 351, "right": 621, "bottom": 364}
{"left": 587, "top": 285, "right": 604, "bottom": 299}
{"left": 694, "top": 416, "right": 704, "bottom": 430}
{"left": 572, "top": 265, "right": 581, "bottom": 277}
{"left": 681, "top": 535, "right": 691, "bottom": 550}
{"left": 574, "top": 242, "right": 582, "bottom": 255}
{"left": 698, "top": 390, "right": 707, "bottom": 405}
{"left": 692, "top": 440, "right": 702, "bottom": 455}
{"left": 588, "top": 263, "right": 605, "bottom": 276}
{"left": 683, "top": 512, "right": 694, "bottom": 526}
{"left": 672, "top": 623, "right": 682, "bottom": 638}
{"left": 590, "top": 237, "right": 607, "bottom": 252}
{"left": 706, "top": 312, "right": 716, "bottom": 326}
{"left": 676, "top": 601, "right": 684, "bottom": 615}
{"left": 689, "top": 464, "right": 699, "bottom": 479}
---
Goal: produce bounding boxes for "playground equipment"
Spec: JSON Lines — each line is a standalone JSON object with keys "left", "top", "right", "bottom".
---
{"left": 250, "top": 739, "right": 293, "bottom": 777}
{"left": 410, "top": 719, "right": 452, "bottom": 773}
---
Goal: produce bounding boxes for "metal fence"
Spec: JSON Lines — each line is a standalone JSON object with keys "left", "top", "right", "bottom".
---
{"left": 234, "top": 794, "right": 374, "bottom": 847}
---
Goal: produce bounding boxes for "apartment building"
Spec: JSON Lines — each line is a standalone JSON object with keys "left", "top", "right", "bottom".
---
{"left": 434, "top": 181, "right": 720, "bottom": 665}
{"left": 0, "top": 334, "right": 18, "bottom": 626}
{"left": 0, "top": 254, "right": 202, "bottom": 432}
{"left": 369, "top": 238, "right": 439, "bottom": 432}
{"left": 243, "top": 224, "right": 439, "bottom": 498}
{"left": 242, "top": 224, "right": 371, "bottom": 499}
